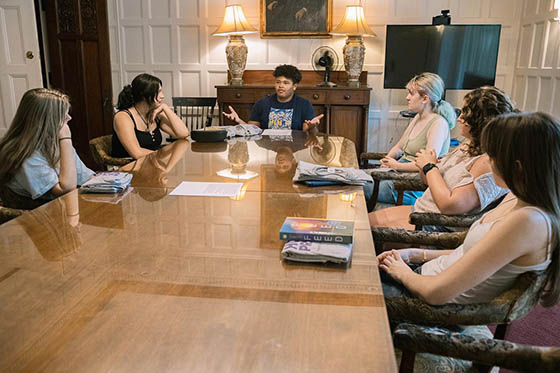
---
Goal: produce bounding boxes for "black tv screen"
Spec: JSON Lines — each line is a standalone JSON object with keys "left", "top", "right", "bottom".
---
{"left": 384, "top": 24, "right": 501, "bottom": 89}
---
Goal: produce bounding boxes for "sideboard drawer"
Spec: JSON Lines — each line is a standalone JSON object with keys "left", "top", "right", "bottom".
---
{"left": 219, "top": 89, "right": 255, "bottom": 103}
{"left": 328, "top": 90, "right": 369, "bottom": 105}
{"left": 297, "top": 90, "right": 327, "bottom": 104}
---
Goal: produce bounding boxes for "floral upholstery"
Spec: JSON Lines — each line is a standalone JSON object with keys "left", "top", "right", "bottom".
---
{"left": 409, "top": 211, "right": 482, "bottom": 229}
{"left": 385, "top": 271, "right": 547, "bottom": 328}
{"left": 89, "top": 135, "right": 132, "bottom": 171}
{"left": 0, "top": 206, "right": 23, "bottom": 224}
{"left": 371, "top": 227, "right": 467, "bottom": 251}
{"left": 394, "top": 323, "right": 560, "bottom": 373}
{"left": 359, "top": 151, "right": 386, "bottom": 166}
{"left": 409, "top": 195, "right": 506, "bottom": 230}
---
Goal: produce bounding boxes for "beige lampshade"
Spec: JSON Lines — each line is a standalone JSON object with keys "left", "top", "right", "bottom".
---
{"left": 212, "top": 5, "right": 257, "bottom": 36}
{"left": 332, "top": 5, "right": 376, "bottom": 37}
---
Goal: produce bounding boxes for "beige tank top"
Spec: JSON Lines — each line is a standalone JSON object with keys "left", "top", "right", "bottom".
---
{"left": 400, "top": 115, "right": 450, "bottom": 162}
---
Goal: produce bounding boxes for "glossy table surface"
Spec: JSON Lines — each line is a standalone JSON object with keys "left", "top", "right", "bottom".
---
{"left": 0, "top": 132, "right": 396, "bottom": 372}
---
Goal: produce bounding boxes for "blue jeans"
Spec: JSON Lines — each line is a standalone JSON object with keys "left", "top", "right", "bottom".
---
{"left": 377, "top": 159, "right": 424, "bottom": 206}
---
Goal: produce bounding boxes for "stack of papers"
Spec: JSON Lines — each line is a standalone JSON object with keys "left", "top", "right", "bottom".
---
{"left": 281, "top": 241, "right": 352, "bottom": 264}
{"left": 293, "top": 161, "right": 373, "bottom": 186}
{"left": 80, "top": 172, "right": 133, "bottom": 193}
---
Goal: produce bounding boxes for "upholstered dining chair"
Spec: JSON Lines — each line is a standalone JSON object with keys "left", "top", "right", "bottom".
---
{"left": 371, "top": 194, "right": 507, "bottom": 252}
{"left": 359, "top": 152, "right": 427, "bottom": 212}
{"left": 89, "top": 135, "right": 132, "bottom": 171}
{"left": 385, "top": 270, "right": 547, "bottom": 340}
{"left": 393, "top": 322, "right": 560, "bottom": 373}
{"left": 172, "top": 97, "right": 217, "bottom": 131}
{"left": 0, "top": 206, "right": 24, "bottom": 224}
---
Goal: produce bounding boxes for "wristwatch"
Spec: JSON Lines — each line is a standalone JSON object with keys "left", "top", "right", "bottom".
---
{"left": 422, "top": 162, "right": 438, "bottom": 175}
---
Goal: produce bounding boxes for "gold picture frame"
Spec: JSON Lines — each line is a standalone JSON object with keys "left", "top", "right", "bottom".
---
{"left": 260, "top": 0, "right": 332, "bottom": 39}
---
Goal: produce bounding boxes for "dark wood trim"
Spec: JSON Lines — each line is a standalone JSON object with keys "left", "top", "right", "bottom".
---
{"left": 228, "top": 70, "right": 368, "bottom": 86}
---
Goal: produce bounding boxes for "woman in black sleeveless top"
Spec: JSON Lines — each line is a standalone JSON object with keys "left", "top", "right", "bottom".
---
{"left": 112, "top": 73, "right": 189, "bottom": 158}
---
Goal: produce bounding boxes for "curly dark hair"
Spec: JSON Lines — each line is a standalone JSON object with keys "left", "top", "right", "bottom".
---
{"left": 273, "top": 65, "right": 302, "bottom": 84}
{"left": 460, "top": 86, "right": 515, "bottom": 156}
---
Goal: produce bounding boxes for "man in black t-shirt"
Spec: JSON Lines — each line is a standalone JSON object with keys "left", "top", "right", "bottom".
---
{"left": 222, "top": 65, "right": 323, "bottom": 132}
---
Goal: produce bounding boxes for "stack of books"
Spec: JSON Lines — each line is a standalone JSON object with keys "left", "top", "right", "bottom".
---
{"left": 80, "top": 172, "right": 133, "bottom": 193}
{"left": 279, "top": 217, "right": 354, "bottom": 265}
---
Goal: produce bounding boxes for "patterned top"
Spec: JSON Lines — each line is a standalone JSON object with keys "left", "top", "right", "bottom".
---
{"left": 413, "top": 145, "right": 508, "bottom": 215}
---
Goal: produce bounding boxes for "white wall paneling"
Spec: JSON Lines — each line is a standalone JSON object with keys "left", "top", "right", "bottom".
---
{"left": 0, "top": 0, "right": 42, "bottom": 136}
{"left": 108, "top": 0, "right": 527, "bottom": 152}
{"left": 512, "top": 0, "right": 560, "bottom": 114}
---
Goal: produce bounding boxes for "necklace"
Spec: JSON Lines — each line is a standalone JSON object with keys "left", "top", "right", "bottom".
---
{"left": 134, "top": 105, "right": 157, "bottom": 142}
{"left": 134, "top": 105, "right": 152, "bottom": 132}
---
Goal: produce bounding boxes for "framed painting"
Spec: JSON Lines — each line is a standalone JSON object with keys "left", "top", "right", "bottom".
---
{"left": 260, "top": 0, "right": 332, "bottom": 38}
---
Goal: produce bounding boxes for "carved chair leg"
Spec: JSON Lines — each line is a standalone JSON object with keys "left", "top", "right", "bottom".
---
{"left": 493, "top": 323, "right": 508, "bottom": 340}
{"left": 399, "top": 350, "right": 416, "bottom": 373}
{"left": 367, "top": 179, "right": 380, "bottom": 212}
{"left": 473, "top": 363, "right": 493, "bottom": 373}
{"left": 396, "top": 190, "right": 404, "bottom": 206}
{"left": 373, "top": 235, "right": 385, "bottom": 254}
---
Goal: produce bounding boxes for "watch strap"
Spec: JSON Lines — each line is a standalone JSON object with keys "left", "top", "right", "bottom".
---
{"left": 422, "top": 163, "right": 438, "bottom": 175}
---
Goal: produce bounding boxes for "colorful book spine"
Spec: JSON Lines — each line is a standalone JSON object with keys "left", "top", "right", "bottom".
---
{"left": 280, "top": 232, "right": 352, "bottom": 244}
{"left": 279, "top": 218, "right": 354, "bottom": 244}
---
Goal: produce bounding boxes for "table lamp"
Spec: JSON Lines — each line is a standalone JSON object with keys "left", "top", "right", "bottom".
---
{"left": 332, "top": 5, "right": 376, "bottom": 87}
{"left": 212, "top": 4, "right": 257, "bottom": 86}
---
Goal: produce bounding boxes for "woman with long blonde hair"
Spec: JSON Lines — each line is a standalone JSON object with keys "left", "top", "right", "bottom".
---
{"left": 0, "top": 88, "right": 93, "bottom": 209}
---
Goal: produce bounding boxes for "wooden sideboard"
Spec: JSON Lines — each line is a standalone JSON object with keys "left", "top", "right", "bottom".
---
{"left": 216, "top": 70, "right": 371, "bottom": 156}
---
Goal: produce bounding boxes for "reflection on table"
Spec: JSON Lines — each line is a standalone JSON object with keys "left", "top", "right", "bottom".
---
{"left": 0, "top": 133, "right": 396, "bottom": 372}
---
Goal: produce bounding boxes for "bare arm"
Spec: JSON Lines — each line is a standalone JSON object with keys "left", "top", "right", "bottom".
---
{"left": 381, "top": 118, "right": 418, "bottom": 171}
{"left": 113, "top": 111, "right": 153, "bottom": 159}
{"left": 157, "top": 103, "right": 189, "bottom": 138}
{"left": 425, "top": 117, "right": 450, "bottom": 157}
{"left": 378, "top": 248, "right": 454, "bottom": 266}
{"left": 50, "top": 124, "right": 77, "bottom": 196}
{"left": 383, "top": 207, "right": 550, "bottom": 305}
{"left": 416, "top": 152, "right": 490, "bottom": 215}
{"left": 222, "top": 105, "right": 260, "bottom": 126}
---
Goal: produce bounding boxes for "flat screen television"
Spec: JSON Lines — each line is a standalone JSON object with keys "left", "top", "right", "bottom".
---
{"left": 384, "top": 24, "right": 501, "bottom": 89}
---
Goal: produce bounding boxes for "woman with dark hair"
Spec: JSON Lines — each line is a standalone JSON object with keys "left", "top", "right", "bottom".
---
{"left": 379, "top": 112, "right": 560, "bottom": 308}
{"left": 112, "top": 73, "right": 189, "bottom": 159}
{"left": 369, "top": 86, "right": 514, "bottom": 231}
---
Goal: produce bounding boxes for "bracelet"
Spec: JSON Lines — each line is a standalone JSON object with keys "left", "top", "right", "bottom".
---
{"left": 423, "top": 249, "right": 427, "bottom": 262}
{"left": 59, "top": 137, "right": 72, "bottom": 141}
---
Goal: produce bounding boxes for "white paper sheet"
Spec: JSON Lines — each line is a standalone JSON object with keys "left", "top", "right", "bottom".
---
{"left": 262, "top": 129, "right": 292, "bottom": 136}
{"left": 169, "top": 182, "right": 243, "bottom": 197}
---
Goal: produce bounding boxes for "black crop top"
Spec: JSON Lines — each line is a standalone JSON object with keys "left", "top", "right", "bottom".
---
{"left": 112, "top": 109, "right": 162, "bottom": 158}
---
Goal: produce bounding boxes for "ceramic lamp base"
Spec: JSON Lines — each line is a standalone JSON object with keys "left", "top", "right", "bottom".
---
{"left": 226, "top": 35, "right": 248, "bottom": 86}
{"left": 343, "top": 35, "right": 365, "bottom": 87}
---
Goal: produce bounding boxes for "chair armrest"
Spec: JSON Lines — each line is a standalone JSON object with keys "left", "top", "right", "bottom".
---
{"left": 372, "top": 227, "right": 466, "bottom": 250}
{"left": 385, "top": 271, "right": 544, "bottom": 326}
{"left": 360, "top": 152, "right": 386, "bottom": 161}
{"left": 409, "top": 212, "right": 484, "bottom": 228}
{"left": 367, "top": 170, "right": 421, "bottom": 182}
{"left": 394, "top": 179, "right": 427, "bottom": 192}
{"left": 393, "top": 323, "right": 560, "bottom": 373}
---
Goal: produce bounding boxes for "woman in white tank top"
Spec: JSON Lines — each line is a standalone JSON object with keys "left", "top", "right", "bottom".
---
{"left": 378, "top": 112, "right": 560, "bottom": 308}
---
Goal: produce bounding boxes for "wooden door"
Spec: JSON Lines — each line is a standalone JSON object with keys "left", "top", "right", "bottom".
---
{"left": 45, "top": 0, "right": 113, "bottom": 168}
{"left": 0, "top": 0, "right": 43, "bottom": 137}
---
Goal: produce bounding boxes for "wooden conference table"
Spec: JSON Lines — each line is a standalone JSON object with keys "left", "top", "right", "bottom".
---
{"left": 0, "top": 131, "right": 397, "bottom": 372}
